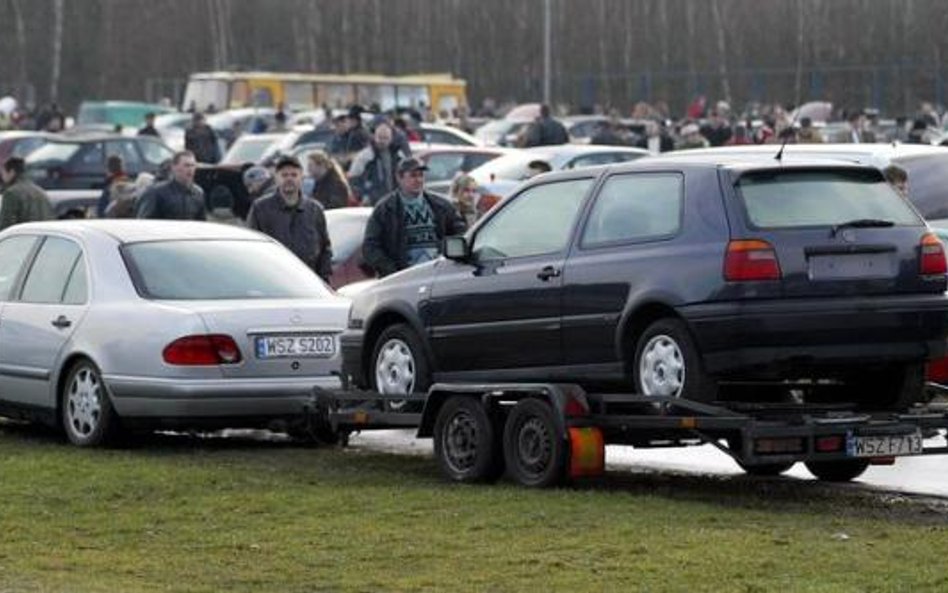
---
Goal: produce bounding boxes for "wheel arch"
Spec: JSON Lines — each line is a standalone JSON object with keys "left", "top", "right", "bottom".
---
{"left": 616, "top": 301, "right": 685, "bottom": 376}
{"left": 361, "top": 303, "right": 433, "bottom": 386}
{"left": 53, "top": 352, "right": 101, "bottom": 424}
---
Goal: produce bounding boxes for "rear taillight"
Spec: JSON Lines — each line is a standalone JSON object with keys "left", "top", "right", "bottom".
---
{"left": 724, "top": 240, "right": 781, "bottom": 281}
{"left": 162, "top": 335, "right": 242, "bottom": 366}
{"left": 919, "top": 233, "right": 947, "bottom": 276}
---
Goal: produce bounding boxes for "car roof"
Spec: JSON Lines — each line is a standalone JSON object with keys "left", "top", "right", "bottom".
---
{"left": 5, "top": 220, "right": 267, "bottom": 244}
{"left": 45, "top": 133, "right": 161, "bottom": 143}
{"left": 610, "top": 152, "right": 886, "bottom": 177}
{"left": 656, "top": 143, "right": 948, "bottom": 167}
{"left": 413, "top": 145, "right": 509, "bottom": 156}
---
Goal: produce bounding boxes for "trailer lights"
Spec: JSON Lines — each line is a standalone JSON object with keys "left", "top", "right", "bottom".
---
{"left": 568, "top": 427, "right": 605, "bottom": 478}
{"left": 815, "top": 436, "right": 844, "bottom": 453}
{"left": 754, "top": 437, "right": 804, "bottom": 454}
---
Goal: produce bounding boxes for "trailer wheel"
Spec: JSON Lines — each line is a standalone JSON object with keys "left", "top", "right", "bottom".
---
{"left": 634, "top": 318, "right": 717, "bottom": 403}
{"left": 737, "top": 461, "right": 795, "bottom": 476}
{"left": 433, "top": 396, "right": 503, "bottom": 483}
{"left": 804, "top": 459, "right": 870, "bottom": 482}
{"left": 503, "top": 398, "right": 567, "bottom": 488}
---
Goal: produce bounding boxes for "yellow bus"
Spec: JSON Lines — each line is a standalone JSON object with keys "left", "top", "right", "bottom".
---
{"left": 181, "top": 71, "right": 467, "bottom": 115}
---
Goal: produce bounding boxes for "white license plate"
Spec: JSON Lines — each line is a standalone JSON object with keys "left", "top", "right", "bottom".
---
{"left": 254, "top": 334, "right": 336, "bottom": 359}
{"left": 847, "top": 430, "right": 923, "bottom": 458}
{"left": 808, "top": 253, "right": 895, "bottom": 280}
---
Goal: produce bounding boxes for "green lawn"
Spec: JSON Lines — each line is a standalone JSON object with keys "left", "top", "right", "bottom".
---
{"left": 0, "top": 422, "right": 946, "bottom": 593}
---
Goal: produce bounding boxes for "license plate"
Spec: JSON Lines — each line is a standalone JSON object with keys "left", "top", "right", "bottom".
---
{"left": 808, "top": 253, "right": 895, "bottom": 280}
{"left": 846, "top": 430, "right": 923, "bottom": 457}
{"left": 254, "top": 334, "right": 336, "bottom": 359}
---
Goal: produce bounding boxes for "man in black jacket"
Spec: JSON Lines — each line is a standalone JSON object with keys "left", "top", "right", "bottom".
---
{"left": 363, "top": 157, "right": 467, "bottom": 278}
{"left": 523, "top": 104, "right": 569, "bottom": 147}
{"left": 246, "top": 156, "right": 333, "bottom": 282}
{"left": 135, "top": 151, "right": 206, "bottom": 220}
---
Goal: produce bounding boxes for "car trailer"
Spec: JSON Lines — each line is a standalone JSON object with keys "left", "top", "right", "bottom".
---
{"left": 304, "top": 382, "right": 948, "bottom": 488}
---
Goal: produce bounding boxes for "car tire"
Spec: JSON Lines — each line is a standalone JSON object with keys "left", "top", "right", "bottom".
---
{"left": 633, "top": 318, "right": 717, "bottom": 404}
{"left": 856, "top": 363, "right": 926, "bottom": 412}
{"left": 434, "top": 396, "right": 504, "bottom": 483}
{"left": 736, "top": 461, "right": 795, "bottom": 476}
{"left": 371, "top": 323, "right": 431, "bottom": 412}
{"left": 503, "top": 398, "right": 567, "bottom": 488}
{"left": 804, "top": 459, "right": 870, "bottom": 482}
{"left": 61, "top": 359, "right": 120, "bottom": 447}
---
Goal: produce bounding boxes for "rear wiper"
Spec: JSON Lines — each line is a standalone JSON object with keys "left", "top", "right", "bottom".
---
{"left": 830, "top": 218, "right": 895, "bottom": 237}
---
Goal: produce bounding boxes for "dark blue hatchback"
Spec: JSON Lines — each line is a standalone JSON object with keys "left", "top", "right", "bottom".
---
{"left": 343, "top": 156, "right": 948, "bottom": 411}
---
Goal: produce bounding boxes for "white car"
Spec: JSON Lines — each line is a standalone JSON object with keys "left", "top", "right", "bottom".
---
{"left": 0, "top": 220, "right": 348, "bottom": 446}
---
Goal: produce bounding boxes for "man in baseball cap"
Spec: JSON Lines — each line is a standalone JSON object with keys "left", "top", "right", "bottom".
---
{"left": 362, "top": 155, "right": 466, "bottom": 277}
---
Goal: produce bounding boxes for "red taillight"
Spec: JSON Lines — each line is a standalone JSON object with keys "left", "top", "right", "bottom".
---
{"left": 920, "top": 233, "right": 947, "bottom": 276}
{"left": 162, "top": 335, "right": 242, "bottom": 366}
{"left": 724, "top": 240, "right": 781, "bottom": 281}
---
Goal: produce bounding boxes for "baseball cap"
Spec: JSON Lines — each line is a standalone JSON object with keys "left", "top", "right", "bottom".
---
{"left": 396, "top": 156, "right": 428, "bottom": 175}
{"left": 242, "top": 165, "right": 271, "bottom": 186}
{"left": 274, "top": 155, "right": 303, "bottom": 171}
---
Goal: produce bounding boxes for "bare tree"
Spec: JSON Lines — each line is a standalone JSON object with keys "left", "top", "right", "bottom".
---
{"left": 49, "top": 0, "right": 64, "bottom": 103}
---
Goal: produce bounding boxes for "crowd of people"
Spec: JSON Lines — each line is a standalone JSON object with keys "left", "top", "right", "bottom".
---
{"left": 1, "top": 92, "right": 947, "bottom": 287}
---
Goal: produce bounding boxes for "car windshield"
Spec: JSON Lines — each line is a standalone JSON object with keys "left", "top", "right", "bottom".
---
{"left": 26, "top": 142, "right": 81, "bottom": 166}
{"left": 221, "top": 137, "right": 277, "bottom": 165}
{"left": 123, "top": 239, "right": 331, "bottom": 299}
{"left": 326, "top": 212, "right": 368, "bottom": 264}
{"left": 736, "top": 169, "right": 922, "bottom": 229}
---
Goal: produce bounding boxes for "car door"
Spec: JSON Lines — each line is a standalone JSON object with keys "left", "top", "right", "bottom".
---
{"left": 0, "top": 234, "right": 42, "bottom": 404}
{"left": 426, "top": 177, "right": 595, "bottom": 376}
{"left": 561, "top": 172, "right": 686, "bottom": 367}
{"left": 0, "top": 236, "right": 89, "bottom": 408}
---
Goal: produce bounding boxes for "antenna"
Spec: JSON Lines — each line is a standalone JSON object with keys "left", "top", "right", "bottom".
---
{"left": 774, "top": 106, "right": 802, "bottom": 162}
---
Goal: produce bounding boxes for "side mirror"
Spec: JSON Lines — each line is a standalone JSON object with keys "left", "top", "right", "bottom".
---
{"left": 443, "top": 235, "right": 470, "bottom": 262}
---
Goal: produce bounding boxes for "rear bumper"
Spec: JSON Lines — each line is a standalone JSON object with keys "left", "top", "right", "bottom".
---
{"left": 680, "top": 294, "right": 948, "bottom": 374}
{"left": 103, "top": 374, "right": 342, "bottom": 418}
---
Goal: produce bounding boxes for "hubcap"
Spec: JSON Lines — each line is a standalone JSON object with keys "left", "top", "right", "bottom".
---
{"left": 375, "top": 338, "right": 416, "bottom": 411}
{"left": 66, "top": 367, "right": 102, "bottom": 439}
{"left": 516, "top": 417, "right": 552, "bottom": 475}
{"left": 639, "top": 334, "right": 685, "bottom": 398}
{"left": 443, "top": 410, "right": 478, "bottom": 473}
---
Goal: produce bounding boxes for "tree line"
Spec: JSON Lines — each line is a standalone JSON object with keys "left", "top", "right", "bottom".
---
{"left": 4, "top": 0, "right": 948, "bottom": 117}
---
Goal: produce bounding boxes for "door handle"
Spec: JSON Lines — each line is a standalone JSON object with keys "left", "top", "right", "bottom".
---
{"left": 537, "top": 266, "right": 561, "bottom": 281}
{"left": 51, "top": 315, "right": 72, "bottom": 329}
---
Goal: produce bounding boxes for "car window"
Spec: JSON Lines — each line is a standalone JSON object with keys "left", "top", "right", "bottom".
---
{"left": 140, "top": 140, "right": 174, "bottom": 166}
{"left": 123, "top": 239, "right": 332, "bottom": 300}
{"left": 895, "top": 154, "right": 948, "bottom": 219}
{"left": 11, "top": 137, "right": 47, "bottom": 158}
{"left": 465, "top": 153, "right": 498, "bottom": 172}
{"left": 0, "top": 235, "right": 38, "bottom": 300}
{"left": 736, "top": 170, "right": 921, "bottom": 229}
{"left": 74, "top": 143, "right": 105, "bottom": 174}
{"left": 423, "top": 154, "right": 466, "bottom": 182}
{"left": 473, "top": 178, "right": 593, "bottom": 260}
{"left": 566, "top": 152, "right": 640, "bottom": 170}
{"left": 106, "top": 140, "right": 142, "bottom": 169}
{"left": 582, "top": 174, "right": 683, "bottom": 246}
{"left": 62, "top": 257, "right": 88, "bottom": 305}
{"left": 20, "top": 237, "right": 82, "bottom": 304}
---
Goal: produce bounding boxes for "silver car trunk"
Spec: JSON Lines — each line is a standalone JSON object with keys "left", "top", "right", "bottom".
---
{"left": 175, "top": 298, "right": 349, "bottom": 378}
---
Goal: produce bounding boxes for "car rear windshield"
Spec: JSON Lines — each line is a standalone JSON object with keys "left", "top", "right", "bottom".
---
{"left": 122, "top": 239, "right": 331, "bottom": 300}
{"left": 736, "top": 169, "right": 922, "bottom": 229}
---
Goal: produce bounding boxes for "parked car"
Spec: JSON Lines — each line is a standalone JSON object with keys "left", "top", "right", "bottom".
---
{"left": 219, "top": 132, "right": 285, "bottom": 165}
{"left": 414, "top": 145, "right": 510, "bottom": 194}
{"left": 153, "top": 112, "right": 194, "bottom": 151}
{"left": 0, "top": 220, "right": 348, "bottom": 446}
{"left": 0, "top": 131, "right": 56, "bottom": 162}
{"left": 325, "top": 207, "right": 374, "bottom": 289}
{"left": 473, "top": 118, "right": 533, "bottom": 146}
{"left": 342, "top": 156, "right": 948, "bottom": 412}
{"left": 25, "top": 134, "right": 175, "bottom": 190}
{"left": 76, "top": 101, "right": 176, "bottom": 130}
{"left": 468, "top": 144, "right": 650, "bottom": 200}
{"left": 413, "top": 123, "right": 480, "bottom": 147}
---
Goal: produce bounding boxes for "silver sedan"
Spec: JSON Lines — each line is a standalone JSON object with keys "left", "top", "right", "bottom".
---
{"left": 0, "top": 220, "right": 348, "bottom": 446}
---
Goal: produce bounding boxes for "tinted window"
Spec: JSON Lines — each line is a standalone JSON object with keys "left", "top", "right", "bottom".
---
{"left": 473, "top": 179, "right": 593, "bottom": 260}
{"left": 20, "top": 237, "right": 82, "bottom": 304}
{"left": 0, "top": 236, "right": 38, "bottom": 300}
{"left": 123, "top": 240, "right": 332, "bottom": 300}
{"left": 74, "top": 143, "right": 105, "bottom": 174}
{"left": 582, "top": 174, "right": 683, "bottom": 246}
{"left": 26, "top": 142, "right": 81, "bottom": 167}
{"left": 11, "top": 137, "right": 47, "bottom": 158}
{"left": 106, "top": 140, "right": 142, "bottom": 169}
{"left": 62, "top": 257, "right": 88, "bottom": 305}
{"left": 140, "top": 140, "right": 174, "bottom": 166}
{"left": 736, "top": 170, "right": 921, "bottom": 229}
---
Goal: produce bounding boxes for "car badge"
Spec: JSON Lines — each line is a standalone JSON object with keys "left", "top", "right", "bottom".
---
{"left": 290, "top": 313, "right": 302, "bottom": 325}
{"left": 841, "top": 229, "right": 856, "bottom": 243}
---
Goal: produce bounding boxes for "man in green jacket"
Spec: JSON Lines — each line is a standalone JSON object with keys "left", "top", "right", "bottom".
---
{"left": 0, "top": 157, "right": 53, "bottom": 230}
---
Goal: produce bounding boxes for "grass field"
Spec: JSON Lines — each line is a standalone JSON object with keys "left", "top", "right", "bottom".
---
{"left": 0, "top": 421, "right": 946, "bottom": 593}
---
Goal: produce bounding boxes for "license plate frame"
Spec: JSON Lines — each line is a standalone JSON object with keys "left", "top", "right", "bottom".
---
{"left": 254, "top": 334, "right": 337, "bottom": 359}
{"left": 808, "top": 252, "right": 896, "bottom": 280}
{"left": 846, "top": 430, "right": 923, "bottom": 458}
